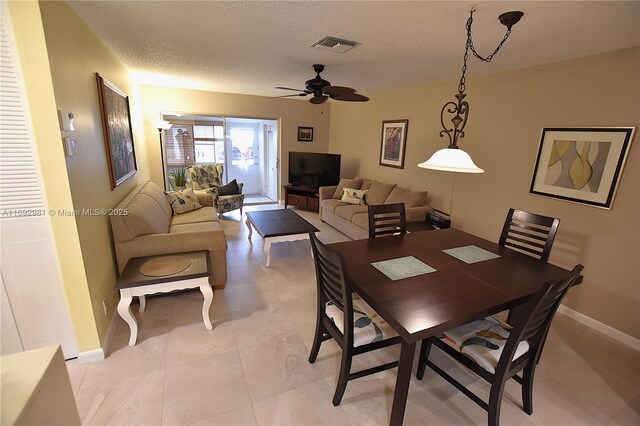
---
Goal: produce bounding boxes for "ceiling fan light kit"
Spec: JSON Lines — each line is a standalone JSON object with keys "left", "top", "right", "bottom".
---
{"left": 418, "top": 7, "right": 523, "bottom": 174}
{"left": 276, "top": 64, "right": 369, "bottom": 104}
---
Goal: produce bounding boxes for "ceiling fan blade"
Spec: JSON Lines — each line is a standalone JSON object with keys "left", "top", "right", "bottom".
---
{"left": 276, "top": 94, "right": 308, "bottom": 98}
{"left": 333, "top": 93, "right": 369, "bottom": 102}
{"left": 275, "top": 86, "right": 308, "bottom": 92}
{"left": 309, "top": 95, "right": 328, "bottom": 105}
{"left": 323, "top": 86, "right": 356, "bottom": 96}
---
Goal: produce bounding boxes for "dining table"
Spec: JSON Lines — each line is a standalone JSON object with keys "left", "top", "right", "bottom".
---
{"left": 328, "top": 228, "right": 580, "bottom": 426}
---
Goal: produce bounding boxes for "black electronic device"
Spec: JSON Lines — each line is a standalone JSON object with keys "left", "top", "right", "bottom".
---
{"left": 288, "top": 152, "right": 341, "bottom": 188}
{"left": 426, "top": 209, "right": 451, "bottom": 229}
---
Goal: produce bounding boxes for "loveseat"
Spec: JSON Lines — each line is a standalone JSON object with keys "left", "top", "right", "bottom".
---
{"left": 319, "top": 177, "right": 430, "bottom": 240}
{"left": 110, "top": 181, "right": 228, "bottom": 289}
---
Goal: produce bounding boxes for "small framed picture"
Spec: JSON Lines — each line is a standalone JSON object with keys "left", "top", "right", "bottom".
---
{"left": 530, "top": 127, "right": 635, "bottom": 209}
{"left": 379, "top": 119, "right": 409, "bottom": 169}
{"left": 298, "top": 126, "right": 313, "bottom": 142}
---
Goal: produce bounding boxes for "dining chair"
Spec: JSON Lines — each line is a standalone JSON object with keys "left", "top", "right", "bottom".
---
{"left": 308, "top": 232, "right": 401, "bottom": 406}
{"left": 499, "top": 208, "right": 560, "bottom": 262}
{"left": 367, "top": 203, "right": 407, "bottom": 239}
{"left": 416, "top": 264, "right": 584, "bottom": 426}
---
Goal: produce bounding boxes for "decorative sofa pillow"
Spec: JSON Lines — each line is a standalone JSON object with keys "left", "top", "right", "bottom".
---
{"left": 333, "top": 178, "right": 363, "bottom": 199}
{"left": 385, "top": 186, "right": 428, "bottom": 207}
{"left": 217, "top": 179, "right": 240, "bottom": 196}
{"left": 341, "top": 188, "right": 369, "bottom": 205}
{"left": 165, "top": 188, "right": 202, "bottom": 215}
{"left": 366, "top": 181, "right": 397, "bottom": 205}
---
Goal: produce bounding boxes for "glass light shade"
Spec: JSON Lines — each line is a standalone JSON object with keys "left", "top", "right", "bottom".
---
{"left": 152, "top": 119, "right": 172, "bottom": 130}
{"left": 417, "top": 147, "right": 484, "bottom": 173}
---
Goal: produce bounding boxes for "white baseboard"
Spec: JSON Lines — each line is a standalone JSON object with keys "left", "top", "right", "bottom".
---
{"left": 77, "top": 348, "right": 104, "bottom": 363}
{"left": 557, "top": 305, "right": 640, "bottom": 351}
{"left": 76, "top": 312, "right": 119, "bottom": 363}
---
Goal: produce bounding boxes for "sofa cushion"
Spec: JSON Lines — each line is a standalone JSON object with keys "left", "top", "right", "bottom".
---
{"left": 166, "top": 188, "right": 203, "bottom": 215}
{"left": 335, "top": 204, "right": 368, "bottom": 221}
{"left": 111, "top": 189, "right": 171, "bottom": 242}
{"left": 385, "top": 186, "right": 428, "bottom": 208}
{"left": 355, "top": 176, "right": 374, "bottom": 191}
{"left": 333, "top": 178, "right": 363, "bottom": 199}
{"left": 366, "top": 181, "right": 396, "bottom": 205}
{"left": 139, "top": 181, "right": 173, "bottom": 220}
{"left": 169, "top": 220, "right": 224, "bottom": 234}
{"left": 352, "top": 212, "right": 369, "bottom": 230}
{"left": 170, "top": 206, "right": 219, "bottom": 226}
{"left": 321, "top": 198, "right": 342, "bottom": 213}
{"left": 341, "top": 188, "right": 369, "bottom": 205}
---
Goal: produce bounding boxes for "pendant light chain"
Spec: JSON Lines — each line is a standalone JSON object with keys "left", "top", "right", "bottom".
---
{"left": 458, "top": 10, "right": 514, "bottom": 94}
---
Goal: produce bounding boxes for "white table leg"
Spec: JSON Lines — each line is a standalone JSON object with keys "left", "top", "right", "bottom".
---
{"left": 200, "top": 280, "right": 213, "bottom": 330}
{"left": 245, "top": 216, "right": 253, "bottom": 239}
{"left": 118, "top": 290, "right": 138, "bottom": 346}
{"left": 264, "top": 239, "right": 272, "bottom": 267}
{"left": 139, "top": 295, "right": 146, "bottom": 312}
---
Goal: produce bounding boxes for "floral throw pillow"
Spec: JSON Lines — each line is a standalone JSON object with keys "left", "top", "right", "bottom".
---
{"left": 341, "top": 187, "right": 369, "bottom": 205}
{"left": 165, "top": 188, "right": 202, "bottom": 215}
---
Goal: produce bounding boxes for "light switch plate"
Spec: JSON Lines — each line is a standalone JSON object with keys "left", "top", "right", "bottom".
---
{"left": 58, "top": 109, "right": 75, "bottom": 131}
{"left": 63, "top": 137, "right": 77, "bottom": 156}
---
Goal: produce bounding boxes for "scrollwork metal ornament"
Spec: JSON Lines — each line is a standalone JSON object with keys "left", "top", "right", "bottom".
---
{"left": 439, "top": 7, "right": 523, "bottom": 150}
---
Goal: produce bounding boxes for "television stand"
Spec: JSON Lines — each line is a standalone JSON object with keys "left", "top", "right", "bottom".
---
{"left": 283, "top": 185, "right": 319, "bottom": 212}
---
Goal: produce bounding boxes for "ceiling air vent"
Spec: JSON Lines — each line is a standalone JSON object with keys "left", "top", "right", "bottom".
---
{"left": 310, "top": 36, "right": 359, "bottom": 53}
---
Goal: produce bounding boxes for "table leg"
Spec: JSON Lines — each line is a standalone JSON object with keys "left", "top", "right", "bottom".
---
{"left": 390, "top": 341, "right": 416, "bottom": 426}
{"left": 264, "top": 238, "right": 272, "bottom": 267}
{"left": 200, "top": 280, "right": 213, "bottom": 330}
{"left": 138, "top": 295, "right": 146, "bottom": 312}
{"left": 117, "top": 290, "right": 138, "bottom": 346}
{"left": 245, "top": 216, "right": 253, "bottom": 240}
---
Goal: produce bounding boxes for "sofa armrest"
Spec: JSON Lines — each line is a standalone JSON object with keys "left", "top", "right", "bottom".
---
{"left": 406, "top": 205, "right": 431, "bottom": 222}
{"left": 319, "top": 186, "right": 337, "bottom": 201}
{"left": 194, "top": 190, "right": 214, "bottom": 207}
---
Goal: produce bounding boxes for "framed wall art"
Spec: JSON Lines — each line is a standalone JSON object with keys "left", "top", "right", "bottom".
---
{"left": 379, "top": 119, "right": 408, "bottom": 169}
{"left": 530, "top": 127, "right": 635, "bottom": 209}
{"left": 298, "top": 126, "right": 313, "bottom": 142}
{"left": 96, "top": 73, "right": 137, "bottom": 190}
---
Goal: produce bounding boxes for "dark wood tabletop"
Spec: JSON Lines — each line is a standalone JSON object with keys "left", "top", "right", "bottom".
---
{"left": 329, "top": 228, "right": 576, "bottom": 343}
{"left": 116, "top": 250, "right": 210, "bottom": 289}
{"left": 246, "top": 209, "right": 319, "bottom": 238}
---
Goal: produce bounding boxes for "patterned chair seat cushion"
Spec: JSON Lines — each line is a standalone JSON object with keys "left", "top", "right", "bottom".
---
{"left": 325, "top": 295, "right": 397, "bottom": 347}
{"left": 439, "top": 316, "right": 530, "bottom": 374}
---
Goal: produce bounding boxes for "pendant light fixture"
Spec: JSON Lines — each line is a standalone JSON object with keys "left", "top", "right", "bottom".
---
{"left": 418, "top": 7, "right": 524, "bottom": 173}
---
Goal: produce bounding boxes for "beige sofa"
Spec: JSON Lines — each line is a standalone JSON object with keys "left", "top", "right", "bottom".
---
{"left": 110, "top": 181, "right": 227, "bottom": 289}
{"left": 319, "top": 177, "right": 430, "bottom": 240}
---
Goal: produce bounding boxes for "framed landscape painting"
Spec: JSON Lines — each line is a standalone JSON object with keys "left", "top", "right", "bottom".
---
{"left": 96, "top": 73, "right": 137, "bottom": 190}
{"left": 298, "top": 126, "right": 313, "bottom": 142}
{"left": 379, "top": 119, "right": 408, "bottom": 169}
{"left": 529, "top": 127, "right": 635, "bottom": 209}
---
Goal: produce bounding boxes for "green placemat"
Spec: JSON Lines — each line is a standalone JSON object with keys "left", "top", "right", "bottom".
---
{"left": 371, "top": 256, "right": 436, "bottom": 281}
{"left": 443, "top": 245, "right": 501, "bottom": 264}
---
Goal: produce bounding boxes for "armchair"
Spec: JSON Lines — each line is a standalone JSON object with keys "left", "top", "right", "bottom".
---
{"left": 187, "top": 164, "right": 244, "bottom": 219}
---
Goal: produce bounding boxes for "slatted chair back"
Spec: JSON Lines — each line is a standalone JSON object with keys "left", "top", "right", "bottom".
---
{"left": 368, "top": 203, "right": 407, "bottom": 239}
{"left": 309, "top": 232, "right": 351, "bottom": 318}
{"left": 499, "top": 208, "right": 559, "bottom": 262}
{"left": 496, "top": 265, "right": 584, "bottom": 375}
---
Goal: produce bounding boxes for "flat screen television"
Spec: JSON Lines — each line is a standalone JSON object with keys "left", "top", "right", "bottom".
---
{"left": 289, "top": 152, "right": 341, "bottom": 188}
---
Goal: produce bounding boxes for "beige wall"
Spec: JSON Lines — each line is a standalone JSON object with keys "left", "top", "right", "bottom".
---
{"left": 329, "top": 48, "right": 640, "bottom": 339}
{"left": 140, "top": 85, "right": 330, "bottom": 198}
{"left": 39, "top": 1, "right": 150, "bottom": 345}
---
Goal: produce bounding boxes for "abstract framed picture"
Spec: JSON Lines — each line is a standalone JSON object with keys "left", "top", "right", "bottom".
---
{"left": 96, "top": 73, "right": 137, "bottom": 190}
{"left": 379, "top": 119, "right": 408, "bottom": 169}
{"left": 530, "top": 127, "right": 635, "bottom": 209}
{"left": 298, "top": 126, "right": 313, "bottom": 142}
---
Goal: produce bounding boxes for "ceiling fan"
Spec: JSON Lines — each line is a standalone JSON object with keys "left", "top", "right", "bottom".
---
{"left": 276, "top": 64, "right": 369, "bottom": 104}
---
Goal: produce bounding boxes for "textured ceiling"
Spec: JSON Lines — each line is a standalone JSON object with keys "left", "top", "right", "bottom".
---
{"left": 68, "top": 1, "right": 640, "bottom": 98}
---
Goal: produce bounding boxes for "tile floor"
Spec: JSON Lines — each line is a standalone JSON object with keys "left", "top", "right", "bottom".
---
{"left": 66, "top": 206, "right": 640, "bottom": 425}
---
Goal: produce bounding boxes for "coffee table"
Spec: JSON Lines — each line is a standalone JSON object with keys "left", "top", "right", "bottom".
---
{"left": 115, "top": 250, "right": 212, "bottom": 346}
{"left": 245, "top": 209, "right": 319, "bottom": 267}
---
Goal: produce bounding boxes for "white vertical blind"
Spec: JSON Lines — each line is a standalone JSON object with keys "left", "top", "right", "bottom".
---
{"left": 0, "top": 6, "right": 44, "bottom": 213}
